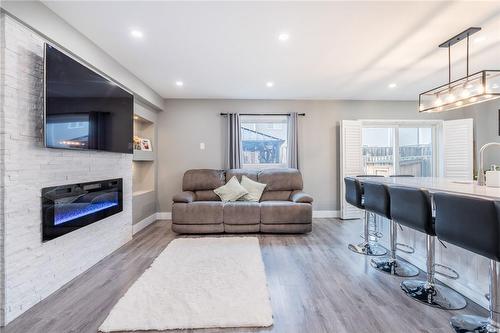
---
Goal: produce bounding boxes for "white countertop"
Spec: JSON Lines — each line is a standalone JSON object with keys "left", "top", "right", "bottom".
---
{"left": 356, "top": 177, "right": 500, "bottom": 200}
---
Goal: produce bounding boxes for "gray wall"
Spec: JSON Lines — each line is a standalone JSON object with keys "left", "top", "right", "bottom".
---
{"left": 157, "top": 99, "right": 471, "bottom": 212}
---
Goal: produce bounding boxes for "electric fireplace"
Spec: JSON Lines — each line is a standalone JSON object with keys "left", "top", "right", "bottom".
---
{"left": 42, "top": 178, "right": 123, "bottom": 241}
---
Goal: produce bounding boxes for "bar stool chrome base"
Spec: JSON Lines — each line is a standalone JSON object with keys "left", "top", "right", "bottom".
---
{"left": 401, "top": 280, "right": 466, "bottom": 310}
{"left": 370, "top": 257, "right": 419, "bottom": 277}
{"left": 348, "top": 242, "right": 387, "bottom": 256}
{"left": 450, "top": 315, "right": 498, "bottom": 333}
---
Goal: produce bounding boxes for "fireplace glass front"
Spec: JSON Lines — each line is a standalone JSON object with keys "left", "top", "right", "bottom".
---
{"left": 42, "top": 178, "right": 123, "bottom": 241}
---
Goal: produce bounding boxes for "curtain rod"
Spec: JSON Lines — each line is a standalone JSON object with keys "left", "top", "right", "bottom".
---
{"left": 220, "top": 113, "right": 305, "bottom": 116}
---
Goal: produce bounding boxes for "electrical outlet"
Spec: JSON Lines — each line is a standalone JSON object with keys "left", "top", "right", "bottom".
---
{"left": 200, "top": 142, "right": 205, "bottom": 150}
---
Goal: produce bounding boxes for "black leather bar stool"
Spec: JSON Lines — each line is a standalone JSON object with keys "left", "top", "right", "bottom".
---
{"left": 389, "top": 186, "right": 466, "bottom": 310}
{"left": 434, "top": 193, "right": 500, "bottom": 333}
{"left": 344, "top": 177, "right": 386, "bottom": 256}
{"left": 357, "top": 175, "right": 385, "bottom": 245}
{"left": 363, "top": 181, "right": 419, "bottom": 276}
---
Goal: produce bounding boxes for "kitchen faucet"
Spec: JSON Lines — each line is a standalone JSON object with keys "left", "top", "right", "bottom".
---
{"left": 477, "top": 142, "right": 500, "bottom": 186}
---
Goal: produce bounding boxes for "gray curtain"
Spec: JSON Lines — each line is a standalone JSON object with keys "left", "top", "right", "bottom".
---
{"left": 226, "top": 113, "right": 241, "bottom": 169}
{"left": 288, "top": 112, "right": 299, "bottom": 169}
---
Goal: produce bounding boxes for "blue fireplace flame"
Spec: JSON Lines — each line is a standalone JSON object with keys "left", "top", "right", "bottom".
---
{"left": 54, "top": 200, "right": 118, "bottom": 225}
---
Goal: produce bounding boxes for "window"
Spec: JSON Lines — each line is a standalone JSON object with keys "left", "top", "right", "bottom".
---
{"left": 362, "top": 127, "right": 395, "bottom": 176}
{"left": 398, "top": 127, "right": 433, "bottom": 177}
{"left": 240, "top": 115, "right": 288, "bottom": 168}
{"left": 361, "top": 122, "right": 437, "bottom": 177}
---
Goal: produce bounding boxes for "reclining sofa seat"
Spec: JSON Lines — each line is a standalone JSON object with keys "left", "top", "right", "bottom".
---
{"left": 172, "top": 168, "right": 313, "bottom": 234}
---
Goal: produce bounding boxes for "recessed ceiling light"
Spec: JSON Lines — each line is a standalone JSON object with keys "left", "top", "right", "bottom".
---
{"left": 278, "top": 33, "right": 289, "bottom": 42}
{"left": 388, "top": 83, "right": 397, "bottom": 88}
{"left": 130, "top": 29, "right": 143, "bottom": 39}
{"left": 266, "top": 81, "right": 274, "bottom": 87}
{"left": 175, "top": 81, "right": 184, "bottom": 87}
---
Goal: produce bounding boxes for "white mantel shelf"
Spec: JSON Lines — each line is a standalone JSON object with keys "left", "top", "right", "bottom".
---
{"left": 357, "top": 177, "right": 500, "bottom": 200}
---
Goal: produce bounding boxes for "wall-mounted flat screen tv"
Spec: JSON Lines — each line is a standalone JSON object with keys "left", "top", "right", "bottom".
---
{"left": 44, "top": 44, "right": 133, "bottom": 154}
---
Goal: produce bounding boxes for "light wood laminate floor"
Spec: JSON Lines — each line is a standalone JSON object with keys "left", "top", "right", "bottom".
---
{"left": 4, "top": 219, "right": 486, "bottom": 333}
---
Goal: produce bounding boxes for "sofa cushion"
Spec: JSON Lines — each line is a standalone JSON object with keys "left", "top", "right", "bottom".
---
{"left": 257, "top": 169, "right": 303, "bottom": 191}
{"left": 240, "top": 175, "right": 267, "bottom": 202}
{"left": 214, "top": 176, "right": 248, "bottom": 202}
{"left": 183, "top": 169, "right": 225, "bottom": 191}
{"left": 223, "top": 201, "right": 260, "bottom": 225}
{"left": 226, "top": 169, "right": 259, "bottom": 182}
{"left": 173, "top": 191, "right": 195, "bottom": 203}
{"left": 195, "top": 190, "right": 221, "bottom": 201}
{"left": 260, "top": 201, "right": 312, "bottom": 224}
{"left": 224, "top": 224, "right": 260, "bottom": 233}
{"left": 172, "top": 224, "right": 224, "bottom": 234}
{"left": 260, "top": 190, "right": 292, "bottom": 202}
{"left": 172, "top": 202, "right": 223, "bottom": 224}
{"left": 290, "top": 190, "right": 314, "bottom": 203}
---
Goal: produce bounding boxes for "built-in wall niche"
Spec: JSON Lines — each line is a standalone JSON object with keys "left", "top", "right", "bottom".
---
{"left": 132, "top": 112, "right": 156, "bottom": 196}
{"left": 133, "top": 115, "right": 154, "bottom": 161}
{"left": 132, "top": 102, "right": 158, "bottom": 225}
{"left": 132, "top": 161, "right": 155, "bottom": 195}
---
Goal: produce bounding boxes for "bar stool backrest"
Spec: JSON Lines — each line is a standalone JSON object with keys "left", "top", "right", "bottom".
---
{"left": 388, "top": 186, "right": 435, "bottom": 235}
{"left": 434, "top": 192, "right": 500, "bottom": 261}
{"left": 390, "top": 175, "right": 415, "bottom": 177}
{"left": 344, "top": 177, "right": 363, "bottom": 209}
{"left": 363, "top": 181, "right": 391, "bottom": 219}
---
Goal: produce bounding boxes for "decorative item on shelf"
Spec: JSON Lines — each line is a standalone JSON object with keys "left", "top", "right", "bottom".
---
{"left": 140, "top": 138, "right": 152, "bottom": 151}
{"left": 419, "top": 27, "right": 500, "bottom": 113}
{"left": 133, "top": 136, "right": 142, "bottom": 150}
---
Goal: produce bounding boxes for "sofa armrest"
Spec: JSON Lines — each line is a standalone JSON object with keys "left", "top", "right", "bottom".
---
{"left": 290, "top": 190, "right": 313, "bottom": 203}
{"left": 173, "top": 191, "right": 195, "bottom": 203}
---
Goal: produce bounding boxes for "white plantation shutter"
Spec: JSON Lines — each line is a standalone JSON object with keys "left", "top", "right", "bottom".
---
{"left": 442, "top": 119, "right": 474, "bottom": 180}
{"left": 340, "top": 120, "right": 364, "bottom": 219}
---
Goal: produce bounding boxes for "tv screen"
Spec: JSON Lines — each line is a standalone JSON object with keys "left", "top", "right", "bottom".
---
{"left": 44, "top": 44, "right": 133, "bottom": 154}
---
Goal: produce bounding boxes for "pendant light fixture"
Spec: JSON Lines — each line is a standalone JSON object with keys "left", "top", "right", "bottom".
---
{"left": 419, "top": 27, "right": 500, "bottom": 113}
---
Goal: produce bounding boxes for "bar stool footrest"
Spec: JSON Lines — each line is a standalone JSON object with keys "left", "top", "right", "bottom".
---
{"left": 433, "top": 263, "right": 460, "bottom": 280}
{"left": 396, "top": 242, "right": 415, "bottom": 254}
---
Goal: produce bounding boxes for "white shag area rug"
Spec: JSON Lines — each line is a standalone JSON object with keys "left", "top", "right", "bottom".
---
{"left": 99, "top": 237, "right": 273, "bottom": 332}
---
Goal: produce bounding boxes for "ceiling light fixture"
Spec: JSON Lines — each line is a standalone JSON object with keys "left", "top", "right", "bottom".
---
{"left": 175, "top": 81, "right": 184, "bottom": 87}
{"left": 278, "top": 33, "right": 289, "bottom": 41}
{"left": 266, "top": 81, "right": 274, "bottom": 87}
{"left": 388, "top": 83, "right": 397, "bottom": 89}
{"left": 419, "top": 27, "right": 500, "bottom": 113}
{"left": 130, "top": 29, "right": 143, "bottom": 39}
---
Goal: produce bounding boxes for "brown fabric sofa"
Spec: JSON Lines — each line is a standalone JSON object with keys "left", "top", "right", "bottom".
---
{"left": 172, "top": 168, "right": 313, "bottom": 234}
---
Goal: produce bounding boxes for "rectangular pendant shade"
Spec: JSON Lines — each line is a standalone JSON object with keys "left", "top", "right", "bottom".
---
{"left": 419, "top": 70, "right": 500, "bottom": 113}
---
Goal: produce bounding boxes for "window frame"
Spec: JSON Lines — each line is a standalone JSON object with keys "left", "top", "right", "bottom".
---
{"left": 360, "top": 120, "right": 441, "bottom": 177}
{"left": 239, "top": 114, "right": 289, "bottom": 169}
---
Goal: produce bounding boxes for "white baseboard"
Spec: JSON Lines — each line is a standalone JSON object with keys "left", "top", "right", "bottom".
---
{"left": 156, "top": 212, "right": 172, "bottom": 220}
{"left": 156, "top": 211, "right": 338, "bottom": 219}
{"left": 132, "top": 214, "right": 158, "bottom": 235}
{"left": 313, "top": 210, "right": 340, "bottom": 218}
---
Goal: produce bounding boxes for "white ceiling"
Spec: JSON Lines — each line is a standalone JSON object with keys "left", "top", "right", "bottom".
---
{"left": 43, "top": 1, "right": 500, "bottom": 101}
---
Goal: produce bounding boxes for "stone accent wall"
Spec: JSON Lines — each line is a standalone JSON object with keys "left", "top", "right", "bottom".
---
{"left": 0, "top": 14, "right": 133, "bottom": 324}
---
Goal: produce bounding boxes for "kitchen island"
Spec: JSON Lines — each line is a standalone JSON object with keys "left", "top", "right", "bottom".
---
{"left": 357, "top": 176, "right": 500, "bottom": 200}
{"left": 354, "top": 176, "right": 498, "bottom": 309}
